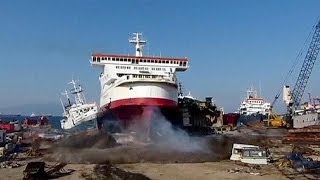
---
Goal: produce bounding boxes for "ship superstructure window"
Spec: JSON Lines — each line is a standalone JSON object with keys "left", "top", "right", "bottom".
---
{"left": 116, "top": 65, "right": 131, "bottom": 69}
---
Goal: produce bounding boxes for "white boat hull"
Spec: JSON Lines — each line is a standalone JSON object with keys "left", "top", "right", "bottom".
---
{"left": 100, "top": 81, "right": 178, "bottom": 109}
{"left": 61, "top": 112, "right": 98, "bottom": 131}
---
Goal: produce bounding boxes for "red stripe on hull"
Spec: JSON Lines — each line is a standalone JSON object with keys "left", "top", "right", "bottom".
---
{"left": 107, "top": 98, "right": 177, "bottom": 109}
{"left": 98, "top": 98, "right": 179, "bottom": 130}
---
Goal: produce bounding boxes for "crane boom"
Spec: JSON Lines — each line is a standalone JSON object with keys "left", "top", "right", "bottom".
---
{"left": 291, "top": 20, "right": 320, "bottom": 111}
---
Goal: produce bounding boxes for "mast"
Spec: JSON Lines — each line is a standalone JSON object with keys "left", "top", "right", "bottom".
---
{"left": 129, "top": 32, "right": 146, "bottom": 57}
{"left": 60, "top": 98, "right": 66, "bottom": 113}
{"left": 69, "top": 79, "right": 85, "bottom": 105}
{"left": 62, "top": 89, "right": 71, "bottom": 106}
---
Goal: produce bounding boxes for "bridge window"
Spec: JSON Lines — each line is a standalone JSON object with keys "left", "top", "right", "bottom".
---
{"left": 183, "top": 62, "right": 186, "bottom": 66}
{"left": 120, "top": 58, "right": 123, "bottom": 62}
{"left": 93, "top": 57, "right": 96, "bottom": 61}
{"left": 151, "top": 60, "right": 154, "bottom": 63}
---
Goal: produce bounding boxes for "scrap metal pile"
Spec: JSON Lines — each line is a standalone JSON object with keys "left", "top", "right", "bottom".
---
{"left": 282, "top": 125, "right": 320, "bottom": 145}
{"left": 178, "top": 96, "right": 223, "bottom": 133}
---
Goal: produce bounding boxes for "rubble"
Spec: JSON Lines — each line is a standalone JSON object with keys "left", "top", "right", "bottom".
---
{"left": 227, "top": 167, "right": 262, "bottom": 176}
{"left": 1, "top": 117, "right": 320, "bottom": 179}
{"left": 287, "top": 152, "right": 320, "bottom": 173}
{"left": 0, "top": 161, "right": 21, "bottom": 168}
{"left": 22, "top": 161, "right": 74, "bottom": 180}
{"left": 80, "top": 161, "right": 151, "bottom": 180}
{"left": 282, "top": 126, "right": 320, "bottom": 145}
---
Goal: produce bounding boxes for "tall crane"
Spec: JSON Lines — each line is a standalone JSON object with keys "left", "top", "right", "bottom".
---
{"left": 288, "top": 19, "right": 320, "bottom": 114}
{"left": 267, "top": 19, "right": 320, "bottom": 128}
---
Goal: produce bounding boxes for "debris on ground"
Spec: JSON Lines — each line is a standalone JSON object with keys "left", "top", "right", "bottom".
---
{"left": 80, "top": 161, "right": 151, "bottom": 180}
{"left": 287, "top": 152, "right": 320, "bottom": 173}
{"left": 26, "top": 139, "right": 42, "bottom": 157}
{"left": 292, "top": 145, "right": 320, "bottom": 156}
{"left": 0, "top": 161, "right": 22, "bottom": 168}
{"left": 227, "top": 167, "right": 262, "bottom": 176}
{"left": 283, "top": 126, "right": 320, "bottom": 145}
{"left": 22, "top": 161, "right": 74, "bottom": 180}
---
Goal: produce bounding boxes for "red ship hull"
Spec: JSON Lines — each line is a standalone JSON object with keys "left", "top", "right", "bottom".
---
{"left": 98, "top": 98, "right": 180, "bottom": 132}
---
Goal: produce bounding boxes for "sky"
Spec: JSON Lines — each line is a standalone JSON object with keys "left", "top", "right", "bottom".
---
{"left": 0, "top": 0, "right": 320, "bottom": 115}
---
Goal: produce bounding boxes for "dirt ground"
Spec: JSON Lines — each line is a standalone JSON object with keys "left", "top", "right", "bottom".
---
{"left": 1, "top": 128, "right": 318, "bottom": 180}
{"left": 0, "top": 160, "right": 291, "bottom": 180}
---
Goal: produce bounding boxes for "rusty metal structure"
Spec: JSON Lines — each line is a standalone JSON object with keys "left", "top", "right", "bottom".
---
{"left": 282, "top": 125, "right": 320, "bottom": 144}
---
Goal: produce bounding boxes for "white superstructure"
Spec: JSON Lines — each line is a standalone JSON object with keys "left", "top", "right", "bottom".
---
{"left": 90, "top": 33, "right": 189, "bottom": 114}
{"left": 60, "top": 79, "right": 98, "bottom": 130}
{"left": 239, "top": 87, "right": 271, "bottom": 116}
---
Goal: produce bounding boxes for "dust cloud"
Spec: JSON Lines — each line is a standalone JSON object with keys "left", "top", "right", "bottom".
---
{"left": 45, "top": 107, "right": 235, "bottom": 164}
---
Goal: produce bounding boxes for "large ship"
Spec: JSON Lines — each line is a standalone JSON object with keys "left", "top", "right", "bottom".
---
{"left": 238, "top": 87, "right": 271, "bottom": 125}
{"left": 91, "top": 33, "right": 189, "bottom": 132}
{"left": 60, "top": 79, "right": 98, "bottom": 132}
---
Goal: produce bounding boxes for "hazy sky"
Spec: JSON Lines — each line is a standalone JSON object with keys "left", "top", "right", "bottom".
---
{"left": 1, "top": 0, "right": 320, "bottom": 114}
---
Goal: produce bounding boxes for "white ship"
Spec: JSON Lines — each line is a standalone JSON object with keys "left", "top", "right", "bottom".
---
{"left": 239, "top": 87, "right": 271, "bottom": 116}
{"left": 60, "top": 79, "right": 98, "bottom": 131}
{"left": 91, "top": 32, "right": 189, "bottom": 130}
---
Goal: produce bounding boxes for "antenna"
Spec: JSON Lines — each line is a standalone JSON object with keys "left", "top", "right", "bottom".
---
{"left": 68, "top": 79, "right": 85, "bottom": 104}
{"left": 60, "top": 98, "right": 66, "bottom": 113}
{"left": 129, "top": 32, "right": 146, "bottom": 56}
{"left": 259, "top": 80, "right": 262, "bottom": 97}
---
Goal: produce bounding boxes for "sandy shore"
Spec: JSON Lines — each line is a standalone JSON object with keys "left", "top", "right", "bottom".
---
{"left": 0, "top": 160, "right": 294, "bottom": 180}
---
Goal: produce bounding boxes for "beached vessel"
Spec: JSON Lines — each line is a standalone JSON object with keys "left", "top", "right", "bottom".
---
{"left": 238, "top": 87, "right": 271, "bottom": 125}
{"left": 91, "top": 33, "right": 189, "bottom": 131}
{"left": 60, "top": 79, "right": 98, "bottom": 132}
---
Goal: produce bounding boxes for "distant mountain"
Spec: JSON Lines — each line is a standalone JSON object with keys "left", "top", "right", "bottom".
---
{"left": 0, "top": 102, "right": 62, "bottom": 116}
